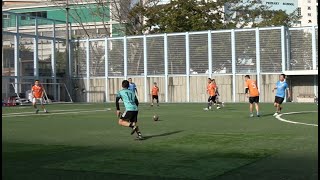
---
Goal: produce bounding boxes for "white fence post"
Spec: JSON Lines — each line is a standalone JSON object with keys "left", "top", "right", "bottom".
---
{"left": 281, "top": 26, "right": 286, "bottom": 72}
{"left": 123, "top": 36, "right": 127, "bottom": 79}
{"left": 208, "top": 30, "right": 212, "bottom": 78}
{"left": 164, "top": 34, "right": 169, "bottom": 102}
{"left": 143, "top": 35, "right": 148, "bottom": 103}
{"left": 231, "top": 29, "right": 236, "bottom": 103}
{"left": 105, "top": 37, "right": 109, "bottom": 102}
{"left": 34, "top": 17, "right": 39, "bottom": 78}
{"left": 312, "top": 26, "right": 317, "bottom": 96}
{"left": 186, "top": 32, "right": 190, "bottom": 102}
{"left": 86, "top": 38, "right": 90, "bottom": 102}
{"left": 52, "top": 21, "right": 57, "bottom": 100}
{"left": 256, "top": 27, "right": 261, "bottom": 102}
{"left": 14, "top": 14, "right": 20, "bottom": 94}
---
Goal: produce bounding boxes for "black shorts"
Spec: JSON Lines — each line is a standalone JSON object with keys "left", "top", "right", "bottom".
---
{"left": 274, "top": 96, "right": 284, "bottom": 104}
{"left": 152, "top": 95, "right": 158, "bottom": 100}
{"left": 121, "top": 111, "right": 138, "bottom": 123}
{"left": 249, "top": 96, "right": 259, "bottom": 104}
{"left": 208, "top": 96, "right": 217, "bottom": 103}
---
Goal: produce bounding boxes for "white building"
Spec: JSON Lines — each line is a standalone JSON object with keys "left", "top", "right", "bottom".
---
{"left": 297, "top": 0, "right": 318, "bottom": 26}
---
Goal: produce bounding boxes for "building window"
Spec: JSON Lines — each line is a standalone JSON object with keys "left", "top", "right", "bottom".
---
{"left": 2, "top": 14, "right": 9, "bottom": 19}
{"left": 308, "top": 13, "right": 312, "bottom": 16}
{"left": 308, "top": 6, "right": 311, "bottom": 10}
{"left": 308, "top": 20, "right": 312, "bottom": 23}
{"left": 308, "top": 0, "right": 311, "bottom": 3}
{"left": 297, "top": 7, "right": 301, "bottom": 16}
{"left": 30, "top": 11, "right": 47, "bottom": 18}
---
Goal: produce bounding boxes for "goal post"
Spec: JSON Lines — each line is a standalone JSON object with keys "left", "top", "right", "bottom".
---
{"left": 8, "top": 82, "right": 73, "bottom": 105}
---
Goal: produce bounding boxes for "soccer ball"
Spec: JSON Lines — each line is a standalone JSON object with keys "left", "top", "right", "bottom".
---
{"left": 153, "top": 114, "right": 159, "bottom": 121}
{"left": 203, "top": 108, "right": 208, "bottom": 111}
{"left": 217, "top": 106, "right": 221, "bottom": 109}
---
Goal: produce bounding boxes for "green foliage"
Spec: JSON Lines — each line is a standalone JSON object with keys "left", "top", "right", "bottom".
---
{"left": 128, "top": 0, "right": 301, "bottom": 34}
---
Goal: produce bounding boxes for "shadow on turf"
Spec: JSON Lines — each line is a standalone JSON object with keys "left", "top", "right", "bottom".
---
{"left": 143, "top": 130, "right": 184, "bottom": 140}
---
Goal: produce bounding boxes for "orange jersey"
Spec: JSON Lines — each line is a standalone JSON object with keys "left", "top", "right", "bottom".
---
{"left": 245, "top": 79, "right": 259, "bottom": 97}
{"left": 32, "top": 85, "right": 43, "bottom": 98}
{"left": 151, "top": 86, "right": 159, "bottom": 95}
{"left": 207, "top": 83, "right": 216, "bottom": 96}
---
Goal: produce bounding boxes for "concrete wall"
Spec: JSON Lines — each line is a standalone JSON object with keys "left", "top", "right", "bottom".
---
{"left": 71, "top": 74, "right": 318, "bottom": 103}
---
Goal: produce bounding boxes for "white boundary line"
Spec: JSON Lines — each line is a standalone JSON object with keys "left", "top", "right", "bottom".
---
{"left": 275, "top": 111, "right": 318, "bottom": 127}
{"left": 2, "top": 109, "right": 100, "bottom": 115}
{"left": 2, "top": 109, "right": 109, "bottom": 118}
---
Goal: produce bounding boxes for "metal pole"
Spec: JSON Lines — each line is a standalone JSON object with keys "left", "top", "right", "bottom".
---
{"left": 143, "top": 35, "right": 148, "bottom": 103}
{"left": 185, "top": 32, "right": 190, "bottom": 102}
{"left": 231, "top": 29, "right": 236, "bottom": 103}
{"left": 164, "top": 34, "right": 169, "bottom": 102}
{"left": 86, "top": 38, "right": 90, "bottom": 102}
{"left": 281, "top": 26, "right": 286, "bottom": 72}
{"left": 123, "top": 37, "right": 127, "bottom": 79}
{"left": 208, "top": 30, "right": 212, "bottom": 78}
{"left": 105, "top": 37, "right": 109, "bottom": 102}
{"left": 66, "top": 0, "right": 71, "bottom": 100}
{"left": 255, "top": 28, "right": 261, "bottom": 102}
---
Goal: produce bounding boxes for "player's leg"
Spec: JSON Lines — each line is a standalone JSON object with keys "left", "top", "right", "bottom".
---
{"left": 39, "top": 98, "right": 48, "bottom": 113}
{"left": 32, "top": 98, "right": 39, "bottom": 114}
{"left": 118, "top": 111, "right": 133, "bottom": 127}
{"left": 273, "top": 97, "right": 281, "bottom": 116}
{"left": 156, "top": 96, "right": 159, "bottom": 106}
{"left": 249, "top": 97, "right": 254, "bottom": 117}
{"left": 131, "top": 111, "right": 143, "bottom": 140}
{"left": 207, "top": 96, "right": 213, "bottom": 110}
{"left": 151, "top": 96, "right": 154, "bottom": 106}
{"left": 255, "top": 97, "right": 260, "bottom": 117}
{"left": 278, "top": 97, "right": 284, "bottom": 113}
{"left": 213, "top": 96, "right": 220, "bottom": 109}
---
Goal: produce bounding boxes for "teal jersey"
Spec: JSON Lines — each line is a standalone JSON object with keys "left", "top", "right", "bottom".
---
{"left": 116, "top": 89, "right": 138, "bottom": 111}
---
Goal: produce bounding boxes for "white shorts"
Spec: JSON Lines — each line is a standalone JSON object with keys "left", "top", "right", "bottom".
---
{"left": 32, "top": 98, "right": 43, "bottom": 104}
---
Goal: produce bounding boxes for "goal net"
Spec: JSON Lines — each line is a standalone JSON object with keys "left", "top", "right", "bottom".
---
{"left": 5, "top": 82, "right": 73, "bottom": 105}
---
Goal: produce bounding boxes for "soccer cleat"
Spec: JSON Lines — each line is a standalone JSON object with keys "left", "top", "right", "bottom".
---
{"left": 250, "top": 114, "right": 254, "bottom": 117}
{"left": 136, "top": 135, "right": 145, "bottom": 140}
{"left": 150, "top": 104, "right": 153, "bottom": 107}
{"left": 35, "top": 109, "right": 39, "bottom": 114}
{"left": 131, "top": 126, "right": 138, "bottom": 135}
{"left": 257, "top": 114, "right": 260, "bottom": 117}
{"left": 273, "top": 112, "right": 279, "bottom": 116}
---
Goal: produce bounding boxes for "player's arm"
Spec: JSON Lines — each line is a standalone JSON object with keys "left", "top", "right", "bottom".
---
{"left": 286, "top": 84, "right": 291, "bottom": 99}
{"left": 31, "top": 87, "right": 35, "bottom": 98}
{"left": 134, "top": 96, "right": 139, "bottom": 107}
{"left": 135, "top": 85, "right": 138, "bottom": 95}
{"left": 115, "top": 96, "right": 121, "bottom": 116}
{"left": 244, "top": 82, "right": 249, "bottom": 97}
{"left": 272, "top": 84, "right": 277, "bottom": 92}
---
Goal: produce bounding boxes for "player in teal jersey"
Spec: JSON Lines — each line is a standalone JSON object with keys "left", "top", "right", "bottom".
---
{"left": 116, "top": 80, "right": 143, "bottom": 140}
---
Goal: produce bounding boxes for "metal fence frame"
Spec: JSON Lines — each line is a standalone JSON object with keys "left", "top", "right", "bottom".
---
{"left": 2, "top": 12, "right": 318, "bottom": 103}
{"left": 71, "top": 26, "right": 318, "bottom": 103}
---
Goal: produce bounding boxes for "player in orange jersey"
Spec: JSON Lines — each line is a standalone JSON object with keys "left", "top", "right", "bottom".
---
{"left": 151, "top": 82, "right": 159, "bottom": 107}
{"left": 211, "top": 79, "right": 224, "bottom": 108}
{"left": 205, "top": 78, "right": 217, "bottom": 110}
{"left": 244, "top": 75, "right": 260, "bottom": 117}
{"left": 31, "top": 80, "right": 48, "bottom": 114}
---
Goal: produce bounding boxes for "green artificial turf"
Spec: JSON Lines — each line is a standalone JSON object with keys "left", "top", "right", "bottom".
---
{"left": 2, "top": 103, "right": 318, "bottom": 180}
